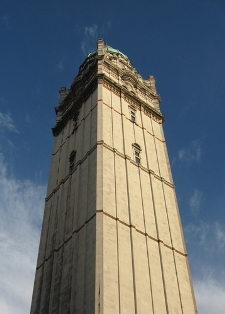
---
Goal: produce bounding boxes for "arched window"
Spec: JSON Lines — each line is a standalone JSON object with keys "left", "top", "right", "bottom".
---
{"left": 69, "top": 150, "right": 76, "bottom": 172}
{"left": 132, "top": 143, "right": 141, "bottom": 164}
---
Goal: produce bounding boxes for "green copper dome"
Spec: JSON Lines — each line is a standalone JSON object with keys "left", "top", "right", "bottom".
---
{"left": 104, "top": 45, "right": 128, "bottom": 59}
{"left": 88, "top": 45, "right": 128, "bottom": 59}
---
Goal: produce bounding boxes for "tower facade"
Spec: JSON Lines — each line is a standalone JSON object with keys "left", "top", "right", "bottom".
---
{"left": 31, "top": 39, "right": 197, "bottom": 313}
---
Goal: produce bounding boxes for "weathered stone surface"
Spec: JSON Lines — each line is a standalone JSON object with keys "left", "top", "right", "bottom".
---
{"left": 30, "top": 39, "right": 198, "bottom": 314}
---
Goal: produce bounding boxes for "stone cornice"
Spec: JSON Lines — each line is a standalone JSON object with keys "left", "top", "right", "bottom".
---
{"left": 46, "top": 140, "right": 174, "bottom": 202}
{"left": 102, "top": 56, "right": 160, "bottom": 100}
{"left": 52, "top": 41, "right": 164, "bottom": 136}
{"left": 101, "top": 74, "right": 164, "bottom": 123}
{"left": 52, "top": 70, "right": 98, "bottom": 136}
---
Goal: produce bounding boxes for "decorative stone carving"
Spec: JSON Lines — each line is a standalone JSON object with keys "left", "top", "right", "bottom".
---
{"left": 53, "top": 40, "right": 163, "bottom": 137}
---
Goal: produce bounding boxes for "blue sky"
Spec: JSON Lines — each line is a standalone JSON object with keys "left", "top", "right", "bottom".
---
{"left": 0, "top": 0, "right": 224, "bottom": 313}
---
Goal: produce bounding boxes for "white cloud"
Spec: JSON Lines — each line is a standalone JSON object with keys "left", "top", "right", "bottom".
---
{"left": 0, "top": 112, "right": 18, "bottom": 133}
{"left": 189, "top": 189, "right": 203, "bottom": 214}
{"left": 177, "top": 140, "right": 202, "bottom": 164}
{"left": 85, "top": 24, "right": 98, "bottom": 39}
{"left": 57, "top": 61, "right": 64, "bottom": 70}
{"left": 81, "top": 24, "right": 98, "bottom": 56}
{"left": 0, "top": 153, "right": 46, "bottom": 314}
{"left": 215, "top": 222, "right": 225, "bottom": 249}
{"left": 185, "top": 221, "right": 208, "bottom": 245}
{"left": 80, "top": 22, "right": 112, "bottom": 56}
{"left": 185, "top": 221, "right": 225, "bottom": 313}
{"left": 57, "top": 57, "right": 65, "bottom": 71}
{"left": 185, "top": 220, "right": 225, "bottom": 284}
{"left": 185, "top": 220, "right": 225, "bottom": 275}
{"left": 194, "top": 278, "right": 225, "bottom": 314}
{"left": 185, "top": 221, "right": 225, "bottom": 251}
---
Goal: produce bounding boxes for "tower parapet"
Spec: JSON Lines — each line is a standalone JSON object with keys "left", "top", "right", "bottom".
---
{"left": 52, "top": 39, "right": 163, "bottom": 136}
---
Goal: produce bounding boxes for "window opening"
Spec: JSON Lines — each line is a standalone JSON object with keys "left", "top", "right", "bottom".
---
{"left": 130, "top": 110, "right": 136, "bottom": 122}
{"left": 73, "top": 110, "right": 79, "bottom": 130}
{"left": 132, "top": 143, "right": 141, "bottom": 164}
{"left": 69, "top": 150, "right": 76, "bottom": 172}
{"left": 135, "top": 150, "right": 140, "bottom": 164}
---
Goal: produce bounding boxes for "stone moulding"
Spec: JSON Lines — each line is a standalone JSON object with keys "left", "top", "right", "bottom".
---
{"left": 45, "top": 139, "right": 174, "bottom": 203}
{"left": 52, "top": 50, "right": 164, "bottom": 137}
{"left": 102, "top": 75, "right": 164, "bottom": 122}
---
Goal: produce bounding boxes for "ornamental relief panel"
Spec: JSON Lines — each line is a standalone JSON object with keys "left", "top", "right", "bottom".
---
{"left": 121, "top": 83, "right": 137, "bottom": 95}
{"left": 102, "top": 75, "right": 163, "bottom": 123}
{"left": 103, "top": 80, "right": 120, "bottom": 97}
{"left": 142, "top": 107, "right": 163, "bottom": 124}
{"left": 105, "top": 52, "right": 135, "bottom": 73}
{"left": 121, "top": 73, "right": 137, "bottom": 88}
{"left": 121, "top": 74, "right": 137, "bottom": 95}
{"left": 104, "top": 53, "right": 158, "bottom": 99}
{"left": 123, "top": 94, "right": 140, "bottom": 110}
{"left": 103, "top": 65, "right": 110, "bottom": 73}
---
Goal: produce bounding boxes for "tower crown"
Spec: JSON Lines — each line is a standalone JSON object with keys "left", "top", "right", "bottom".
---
{"left": 88, "top": 44, "right": 128, "bottom": 60}
{"left": 53, "top": 39, "right": 163, "bottom": 137}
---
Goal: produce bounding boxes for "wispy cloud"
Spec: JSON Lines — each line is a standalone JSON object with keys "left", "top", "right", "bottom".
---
{"left": 57, "top": 61, "right": 64, "bottom": 71}
{"left": 80, "top": 21, "right": 112, "bottom": 57}
{"left": 1, "top": 15, "right": 10, "bottom": 30}
{"left": 57, "top": 57, "right": 65, "bottom": 71}
{"left": 189, "top": 189, "right": 203, "bottom": 214}
{"left": 194, "top": 278, "right": 225, "bottom": 314}
{"left": 81, "top": 24, "right": 98, "bottom": 56}
{"left": 185, "top": 221, "right": 225, "bottom": 271}
{"left": 0, "top": 153, "right": 46, "bottom": 313}
{"left": 175, "top": 140, "right": 203, "bottom": 164}
{"left": 185, "top": 220, "right": 225, "bottom": 270}
{"left": 185, "top": 220, "right": 225, "bottom": 313}
{"left": 214, "top": 222, "right": 225, "bottom": 249}
{"left": 0, "top": 112, "right": 18, "bottom": 133}
{"left": 185, "top": 221, "right": 225, "bottom": 250}
{"left": 185, "top": 221, "right": 210, "bottom": 245}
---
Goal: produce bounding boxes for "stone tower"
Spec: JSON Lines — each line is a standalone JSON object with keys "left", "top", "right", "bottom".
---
{"left": 30, "top": 39, "right": 197, "bottom": 313}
